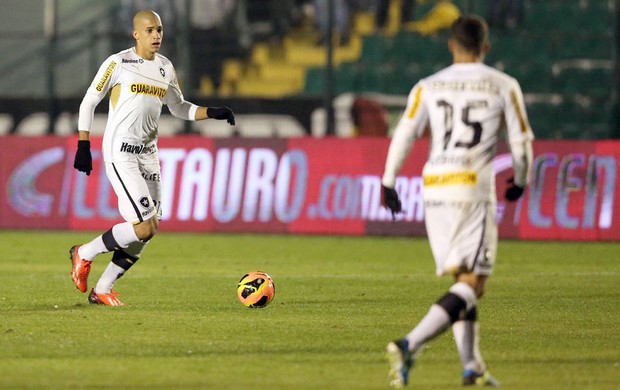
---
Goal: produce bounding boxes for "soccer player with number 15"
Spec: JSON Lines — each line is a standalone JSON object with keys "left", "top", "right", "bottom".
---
{"left": 381, "top": 15, "right": 534, "bottom": 387}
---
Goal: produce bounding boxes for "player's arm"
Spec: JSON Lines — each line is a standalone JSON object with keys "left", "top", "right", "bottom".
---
{"left": 74, "top": 56, "right": 118, "bottom": 175}
{"left": 382, "top": 84, "right": 428, "bottom": 188}
{"left": 165, "top": 69, "right": 235, "bottom": 125}
{"left": 193, "top": 106, "right": 235, "bottom": 125}
{"left": 503, "top": 80, "right": 534, "bottom": 201}
{"left": 381, "top": 83, "right": 428, "bottom": 217}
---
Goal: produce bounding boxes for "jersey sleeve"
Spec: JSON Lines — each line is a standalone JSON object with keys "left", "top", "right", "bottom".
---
{"left": 87, "top": 55, "right": 120, "bottom": 99}
{"left": 163, "top": 67, "right": 198, "bottom": 120}
{"left": 382, "top": 82, "right": 429, "bottom": 188}
{"left": 78, "top": 55, "right": 120, "bottom": 131}
{"left": 503, "top": 78, "right": 534, "bottom": 188}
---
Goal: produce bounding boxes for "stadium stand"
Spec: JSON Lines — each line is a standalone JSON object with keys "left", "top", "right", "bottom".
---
{"left": 299, "top": 0, "right": 616, "bottom": 139}
{"left": 0, "top": 0, "right": 616, "bottom": 140}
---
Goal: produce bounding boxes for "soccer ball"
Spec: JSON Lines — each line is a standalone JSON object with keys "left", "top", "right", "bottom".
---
{"left": 237, "top": 271, "right": 275, "bottom": 308}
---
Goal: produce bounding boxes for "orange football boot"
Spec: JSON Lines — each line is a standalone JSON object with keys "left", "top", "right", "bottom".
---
{"left": 69, "top": 245, "right": 91, "bottom": 293}
{"left": 88, "top": 289, "right": 123, "bottom": 306}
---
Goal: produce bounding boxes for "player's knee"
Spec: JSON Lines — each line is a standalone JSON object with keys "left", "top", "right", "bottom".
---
{"left": 134, "top": 218, "right": 159, "bottom": 241}
{"left": 456, "top": 272, "right": 487, "bottom": 298}
{"left": 473, "top": 277, "right": 487, "bottom": 298}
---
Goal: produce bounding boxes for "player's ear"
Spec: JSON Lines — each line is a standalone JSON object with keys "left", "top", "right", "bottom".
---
{"left": 482, "top": 41, "right": 490, "bottom": 55}
{"left": 132, "top": 29, "right": 139, "bottom": 40}
{"left": 448, "top": 38, "right": 456, "bottom": 54}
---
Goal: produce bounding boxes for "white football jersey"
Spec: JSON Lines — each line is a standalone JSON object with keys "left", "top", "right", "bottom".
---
{"left": 383, "top": 62, "right": 534, "bottom": 201}
{"left": 79, "top": 47, "right": 196, "bottom": 162}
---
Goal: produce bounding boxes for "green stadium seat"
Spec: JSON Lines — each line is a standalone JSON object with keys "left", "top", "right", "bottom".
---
{"left": 355, "top": 63, "right": 384, "bottom": 92}
{"left": 487, "top": 32, "right": 553, "bottom": 65}
{"left": 303, "top": 67, "right": 325, "bottom": 93}
{"left": 383, "top": 63, "right": 417, "bottom": 95}
{"left": 387, "top": 32, "right": 449, "bottom": 65}
{"left": 503, "top": 60, "right": 554, "bottom": 93}
{"left": 304, "top": 0, "right": 614, "bottom": 140}
{"left": 360, "top": 35, "right": 386, "bottom": 66}
{"left": 526, "top": 101, "right": 561, "bottom": 139}
{"left": 561, "top": 123, "right": 589, "bottom": 139}
{"left": 550, "top": 98, "right": 615, "bottom": 140}
{"left": 554, "top": 67, "right": 612, "bottom": 97}
{"left": 551, "top": 1, "right": 613, "bottom": 35}
{"left": 335, "top": 63, "right": 356, "bottom": 93}
{"left": 305, "top": 64, "right": 362, "bottom": 94}
{"left": 556, "top": 32, "right": 614, "bottom": 60}
{"left": 455, "top": 0, "right": 487, "bottom": 16}
{"left": 588, "top": 123, "right": 612, "bottom": 140}
{"left": 522, "top": 1, "right": 559, "bottom": 30}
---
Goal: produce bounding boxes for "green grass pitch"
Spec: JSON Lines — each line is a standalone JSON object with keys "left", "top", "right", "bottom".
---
{"left": 0, "top": 230, "right": 618, "bottom": 389}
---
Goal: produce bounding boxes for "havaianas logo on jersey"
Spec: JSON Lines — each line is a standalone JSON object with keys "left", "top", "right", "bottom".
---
{"left": 96, "top": 61, "right": 117, "bottom": 91}
{"left": 120, "top": 142, "right": 156, "bottom": 154}
{"left": 423, "top": 171, "right": 477, "bottom": 186}
{"left": 130, "top": 83, "right": 167, "bottom": 98}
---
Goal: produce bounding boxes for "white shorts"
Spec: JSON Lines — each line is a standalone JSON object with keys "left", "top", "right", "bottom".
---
{"left": 424, "top": 200, "right": 497, "bottom": 276}
{"left": 105, "top": 156, "right": 162, "bottom": 224}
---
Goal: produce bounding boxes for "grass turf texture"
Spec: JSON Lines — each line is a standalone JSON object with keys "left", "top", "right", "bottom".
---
{"left": 0, "top": 231, "right": 619, "bottom": 389}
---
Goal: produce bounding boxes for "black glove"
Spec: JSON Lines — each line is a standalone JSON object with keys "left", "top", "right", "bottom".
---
{"left": 382, "top": 185, "right": 402, "bottom": 220}
{"left": 207, "top": 106, "right": 235, "bottom": 125}
{"left": 505, "top": 177, "right": 525, "bottom": 201}
{"left": 73, "top": 140, "right": 92, "bottom": 176}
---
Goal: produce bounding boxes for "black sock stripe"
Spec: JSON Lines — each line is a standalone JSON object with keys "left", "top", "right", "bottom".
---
{"left": 436, "top": 293, "right": 467, "bottom": 323}
{"left": 111, "top": 249, "right": 139, "bottom": 271}
{"left": 464, "top": 306, "right": 478, "bottom": 321}
{"left": 102, "top": 228, "right": 119, "bottom": 252}
{"left": 111, "top": 162, "right": 144, "bottom": 222}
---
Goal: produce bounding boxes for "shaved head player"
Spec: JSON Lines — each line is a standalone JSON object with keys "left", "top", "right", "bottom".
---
{"left": 70, "top": 10, "right": 235, "bottom": 306}
{"left": 382, "top": 15, "right": 534, "bottom": 387}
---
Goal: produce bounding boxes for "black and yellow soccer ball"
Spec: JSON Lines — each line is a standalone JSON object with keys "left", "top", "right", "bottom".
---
{"left": 237, "top": 271, "right": 275, "bottom": 308}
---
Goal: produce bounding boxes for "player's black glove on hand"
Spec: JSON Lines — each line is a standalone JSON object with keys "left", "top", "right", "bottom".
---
{"left": 73, "top": 140, "right": 92, "bottom": 176}
{"left": 207, "top": 106, "right": 235, "bottom": 125}
{"left": 505, "top": 177, "right": 525, "bottom": 201}
{"left": 382, "top": 185, "right": 402, "bottom": 220}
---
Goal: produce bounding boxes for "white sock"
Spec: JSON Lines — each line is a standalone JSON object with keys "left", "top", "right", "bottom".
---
{"left": 405, "top": 304, "right": 452, "bottom": 355}
{"left": 94, "top": 240, "right": 148, "bottom": 294}
{"left": 79, "top": 222, "right": 139, "bottom": 261}
{"left": 472, "top": 321, "right": 486, "bottom": 371}
{"left": 453, "top": 320, "right": 485, "bottom": 372}
{"left": 94, "top": 262, "right": 125, "bottom": 293}
{"left": 78, "top": 237, "right": 105, "bottom": 262}
{"left": 451, "top": 283, "right": 485, "bottom": 374}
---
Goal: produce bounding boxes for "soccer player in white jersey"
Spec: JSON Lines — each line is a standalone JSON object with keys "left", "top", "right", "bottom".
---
{"left": 70, "top": 10, "right": 235, "bottom": 306}
{"left": 382, "top": 15, "right": 534, "bottom": 387}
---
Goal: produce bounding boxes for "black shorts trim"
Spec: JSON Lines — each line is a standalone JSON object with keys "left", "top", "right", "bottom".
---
{"left": 111, "top": 162, "right": 144, "bottom": 223}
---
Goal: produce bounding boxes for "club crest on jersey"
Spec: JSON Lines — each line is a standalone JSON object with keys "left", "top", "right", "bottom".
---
{"left": 159, "top": 67, "right": 165, "bottom": 78}
{"left": 139, "top": 197, "right": 150, "bottom": 208}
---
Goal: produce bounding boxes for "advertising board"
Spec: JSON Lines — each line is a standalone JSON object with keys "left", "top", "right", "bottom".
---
{"left": 1, "top": 136, "right": 617, "bottom": 240}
